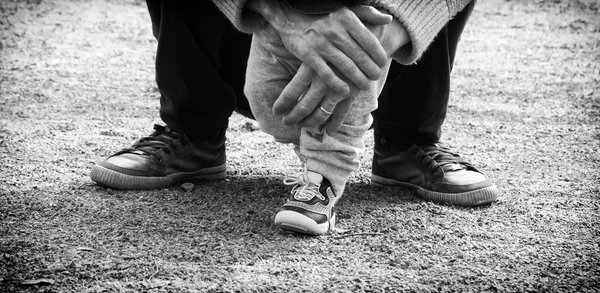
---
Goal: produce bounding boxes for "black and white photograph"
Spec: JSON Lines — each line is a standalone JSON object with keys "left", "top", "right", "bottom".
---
{"left": 1, "top": 0, "right": 598, "bottom": 291}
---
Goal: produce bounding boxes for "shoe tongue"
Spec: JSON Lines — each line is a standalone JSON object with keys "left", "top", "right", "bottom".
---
{"left": 306, "top": 171, "right": 323, "bottom": 184}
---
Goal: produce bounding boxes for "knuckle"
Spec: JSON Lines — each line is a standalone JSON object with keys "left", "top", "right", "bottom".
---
{"left": 282, "top": 92, "right": 296, "bottom": 101}
{"left": 317, "top": 68, "right": 334, "bottom": 81}
{"left": 355, "top": 56, "right": 376, "bottom": 75}
{"left": 354, "top": 51, "right": 369, "bottom": 63}
{"left": 298, "top": 105, "right": 313, "bottom": 116}
{"left": 341, "top": 62, "right": 358, "bottom": 76}
{"left": 359, "top": 33, "right": 375, "bottom": 46}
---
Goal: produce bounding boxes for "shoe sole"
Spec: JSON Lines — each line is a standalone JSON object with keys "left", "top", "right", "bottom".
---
{"left": 371, "top": 174, "right": 498, "bottom": 207}
{"left": 90, "top": 163, "right": 226, "bottom": 190}
{"left": 274, "top": 210, "right": 335, "bottom": 235}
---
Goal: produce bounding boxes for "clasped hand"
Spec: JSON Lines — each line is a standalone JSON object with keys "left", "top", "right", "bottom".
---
{"left": 265, "top": 4, "right": 409, "bottom": 134}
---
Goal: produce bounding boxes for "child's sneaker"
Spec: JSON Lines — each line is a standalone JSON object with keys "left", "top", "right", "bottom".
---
{"left": 274, "top": 169, "right": 338, "bottom": 235}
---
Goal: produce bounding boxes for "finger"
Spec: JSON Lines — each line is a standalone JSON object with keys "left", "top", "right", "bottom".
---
{"left": 273, "top": 64, "right": 315, "bottom": 115}
{"left": 281, "top": 79, "right": 329, "bottom": 126}
{"left": 322, "top": 44, "right": 372, "bottom": 90}
{"left": 333, "top": 32, "right": 383, "bottom": 80}
{"left": 298, "top": 106, "right": 332, "bottom": 129}
{"left": 344, "top": 9, "right": 389, "bottom": 67}
{"left": 350, "top": 5, "right": 392, "bottom": 26}
{"left": 302, "top": 54, "right": 350, "bottom": 94}
{"left": 325, "top": 96, "right": 354, "bottom": 135}
{"left": 299, "top": 92, "right": 346, "bottom": 129}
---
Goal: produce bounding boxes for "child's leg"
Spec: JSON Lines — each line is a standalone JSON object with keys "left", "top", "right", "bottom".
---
{"left": 245, "top": 27, "right": 388, "bottom": 188}
{"left": 244, "top": 27, "right": 301, "bottom": 145}
{"left": 245, "top": 26, "right": 390, "bottom": 234}
{"left": 298, "top": 85, "right": 383, "bottom": 196}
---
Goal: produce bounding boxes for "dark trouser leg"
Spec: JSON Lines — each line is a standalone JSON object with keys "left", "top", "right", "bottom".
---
{"left": 91, "top": 2, "right": 250, "bottom": 190}
{"left": 373, "top": 1, "right": 476, "bottom": 145}
{"left": 146, "top": 0, "right": 252, "bottom": 139}
{"left": 370, "top": 1, "right": 498, "bottom": 206}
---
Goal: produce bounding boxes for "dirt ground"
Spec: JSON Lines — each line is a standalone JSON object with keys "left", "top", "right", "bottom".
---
{"left": 1, "top": 0, "right": 599, "bottom": 292}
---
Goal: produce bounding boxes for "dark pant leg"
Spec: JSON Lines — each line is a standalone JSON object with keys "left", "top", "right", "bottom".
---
{"left": 146, "top": 0, "right": 251, "bottom": 139}
{"left": 373, "top": 1, "right": 476, "bottom": 145}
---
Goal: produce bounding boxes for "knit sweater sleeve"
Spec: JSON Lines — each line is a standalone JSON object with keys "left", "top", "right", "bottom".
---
{"left": 211, "top": 0, "right": 267, "bottom": 34}
{"left": 371, "top": 0, "right": 473, "bottom": 64}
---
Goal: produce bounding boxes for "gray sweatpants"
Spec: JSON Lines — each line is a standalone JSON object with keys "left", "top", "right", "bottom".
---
{"left": 244, "top": 26, "right": 390, "bottom": 196}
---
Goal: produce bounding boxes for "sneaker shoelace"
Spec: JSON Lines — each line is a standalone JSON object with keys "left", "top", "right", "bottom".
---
{"left": 419, "top": 144, "right": 476, "bottom": 172}
{"left": 283, "top": 168, "right": 325, "bottom": 202}
{"left": 119, "top": 125, "right": 184, "bottom": 160}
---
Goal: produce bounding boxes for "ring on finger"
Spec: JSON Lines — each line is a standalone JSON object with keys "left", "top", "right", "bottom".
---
{"left": 319, "top": 106, "right": 333, "bottom": 115}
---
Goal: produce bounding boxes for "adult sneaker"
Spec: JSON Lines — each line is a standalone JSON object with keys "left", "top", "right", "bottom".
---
{"left": 90, "top": 124, "right": 226, "bottom": 190}
{"left": 371, "top": 137, "right": 498, "bottom": 206}
{"left": 274, "top": 169, "right": 337, "bottom": 235}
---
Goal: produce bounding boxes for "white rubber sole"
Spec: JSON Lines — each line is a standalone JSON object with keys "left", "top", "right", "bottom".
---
{"left": 90, "top": 163, "right": 226, "bottom": 190}
{"left": 274, "top": 210, "right": 335, "bottom": 236}
{"left": 371, "top": 174, "right": 498, "bottom": 206}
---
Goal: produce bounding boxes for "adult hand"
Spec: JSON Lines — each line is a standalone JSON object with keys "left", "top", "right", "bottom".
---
{"left": 364, "top": 12, "right": 410, "bottom": 57}
{"left": 248, "top": 1, "right": 391, "bottom": 94}
{"left": 326, "top": 17, "right": 409, "bottom": 134}
{"left": 272, "top": 8, "right": 411, "bottom": 134}
{"left": 271, "top": 5, "right": 395, "bottom": 115}
{"left": 273, "top": 63, "right": 357, "bottom": 134}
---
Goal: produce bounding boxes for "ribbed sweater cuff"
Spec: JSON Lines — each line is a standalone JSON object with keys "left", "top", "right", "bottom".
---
{"left": 372, "top": 0, "right": 450, "bottom": 64}
{"left": 211, "top": 0, "right": 267, "bottom": 34}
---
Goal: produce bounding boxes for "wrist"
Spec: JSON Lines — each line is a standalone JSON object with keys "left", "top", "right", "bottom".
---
{"left": 368, "top": 8, "right": 407, "bottom": 55}
{"left": 387, "top": 18, "right": 409, "bottom": 56}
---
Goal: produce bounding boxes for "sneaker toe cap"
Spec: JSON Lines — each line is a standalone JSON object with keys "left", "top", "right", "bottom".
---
{"left": 442, "top": 169, "right": 486, "bottom": 186}
{"left": 101, "top": 154, "right": 156, "bottom": 176}
{"left": 274, "top": 210, "right": 330, "bottom": 235}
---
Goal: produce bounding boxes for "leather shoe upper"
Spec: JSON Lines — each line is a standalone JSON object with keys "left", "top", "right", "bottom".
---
{"left": 100, "top": 124, "right": 225, "bottom": 177}
{"left": 372, "top": 138, "right": 494, "bottom": 194}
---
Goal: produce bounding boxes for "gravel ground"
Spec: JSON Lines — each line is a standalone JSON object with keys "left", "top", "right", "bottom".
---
{"left": 1, "top": 0, "right": 599, "bottom": 292}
